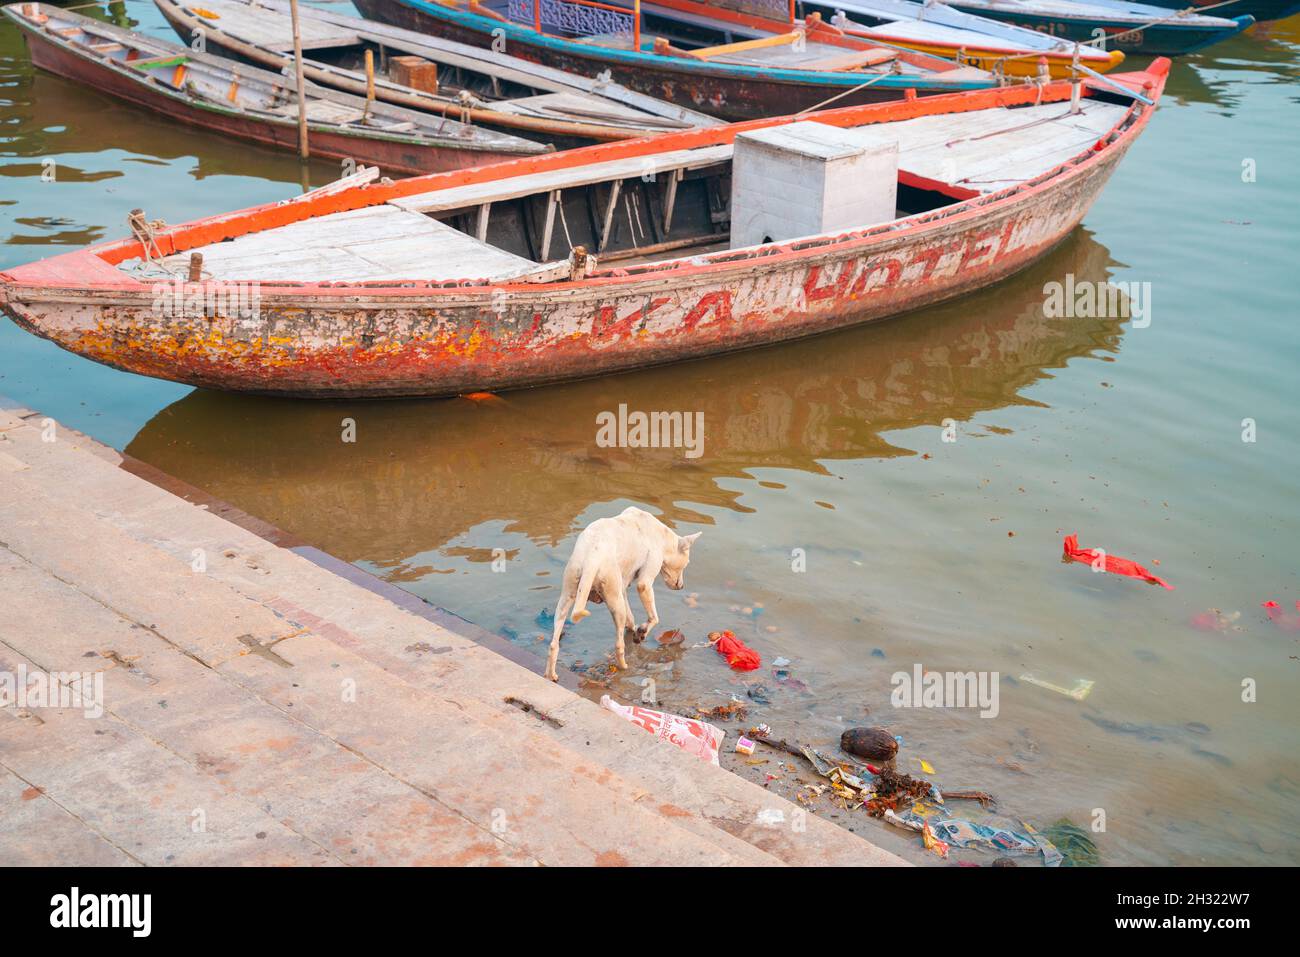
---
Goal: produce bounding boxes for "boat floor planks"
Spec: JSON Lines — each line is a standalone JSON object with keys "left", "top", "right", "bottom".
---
{"left": 184, "top": 1, "right": 361, "bottom": 51}
{"left": 858, "top": 101, "right": 1126, "bottom": 190}
{"left": 142, "top": 206, "right": 537, "bottom": 282}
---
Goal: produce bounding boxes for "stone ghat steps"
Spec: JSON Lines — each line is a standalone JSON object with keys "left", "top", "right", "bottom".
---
{"left": 0, "top": 406, "right": 904, "bottom": 867}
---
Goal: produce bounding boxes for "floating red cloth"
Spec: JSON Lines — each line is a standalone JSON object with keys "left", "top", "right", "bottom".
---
{"left": 1262, "top": 600, "right": 1300, "bottom": 631}
{"left": 1063, "top": 534, "right": 1173, "bottom": 590}
{"left": 708, "top": 630, "right": 761, "bottom": 671}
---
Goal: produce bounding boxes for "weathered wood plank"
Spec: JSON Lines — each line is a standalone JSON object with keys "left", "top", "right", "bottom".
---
{"left": 391, "top": 144, "right": 735, "bottom": 213}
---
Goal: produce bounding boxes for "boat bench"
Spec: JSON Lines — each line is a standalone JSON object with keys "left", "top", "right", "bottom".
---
{"left": 142, "top": 205, "right": 549, "bottom": 284}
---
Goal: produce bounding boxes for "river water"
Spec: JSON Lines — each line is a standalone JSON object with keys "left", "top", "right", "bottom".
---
{"left": 2, "top": 2, "right": 1297, "bottom": 865}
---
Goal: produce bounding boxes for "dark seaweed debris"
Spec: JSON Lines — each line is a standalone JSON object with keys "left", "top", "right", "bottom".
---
{"left": 864, "top": 767, "right": 932, "bottom": 818}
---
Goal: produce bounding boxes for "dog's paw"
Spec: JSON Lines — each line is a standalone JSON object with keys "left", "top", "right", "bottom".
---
{"left": 634, "top": 624, "right": 650, "bottom": 644}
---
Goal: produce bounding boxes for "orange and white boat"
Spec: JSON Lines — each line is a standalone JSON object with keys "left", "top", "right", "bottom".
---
{"left": 0, "top": 61, "right": 1168, "bottom": 398}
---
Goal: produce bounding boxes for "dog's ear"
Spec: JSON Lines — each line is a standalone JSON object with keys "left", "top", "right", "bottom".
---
{"left": 678, "top": 531, "right": 702, "bottom": 553}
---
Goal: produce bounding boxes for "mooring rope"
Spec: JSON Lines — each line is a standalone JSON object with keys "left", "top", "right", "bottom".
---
{"left": 795, "top": 69, "right": 892, "bottom": 117}
{"left": 126, "top": 208, "right": 175, "bottom": 274}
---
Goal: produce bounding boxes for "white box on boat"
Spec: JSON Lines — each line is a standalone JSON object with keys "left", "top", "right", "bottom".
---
{"left": 729, "top": 121, "right": 898, "bottom": 250}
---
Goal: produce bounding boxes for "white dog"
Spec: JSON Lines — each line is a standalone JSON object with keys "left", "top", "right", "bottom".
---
{"left": 545, "top": 506, "right": 701, "bottom": 682}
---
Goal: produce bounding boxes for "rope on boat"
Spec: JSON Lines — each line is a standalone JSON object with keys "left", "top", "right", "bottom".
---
{"left": 127, "top": 208, "right": 176, "bottom": 275}
{"left": 794, "top": 70, "right": 892, "bottom": 118}
{"left": 1079, "top": 0, "right": 1253, "bottom": 47}
{"left": 456, "top": 90, "right": 484, "bottom": 126}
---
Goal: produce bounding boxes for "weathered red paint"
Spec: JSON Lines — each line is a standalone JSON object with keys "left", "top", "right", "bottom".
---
{"left": 0, "top": 63, "right": 1170, "bottom": 399}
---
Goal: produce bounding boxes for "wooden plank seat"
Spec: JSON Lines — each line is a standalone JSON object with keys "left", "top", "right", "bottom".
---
{"left": 390, "top": 143, "right": 734, "bottom": 213}
{"left": 147, "top": 205, "right": 543, "bottom": 282}
{"left": 180, "top": 1, "right": 361, "bottom": 51}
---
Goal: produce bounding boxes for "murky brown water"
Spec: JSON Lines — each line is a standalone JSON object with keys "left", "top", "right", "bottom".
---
{"left": 3, "top": 3, "right": 1299, "bottom": 865}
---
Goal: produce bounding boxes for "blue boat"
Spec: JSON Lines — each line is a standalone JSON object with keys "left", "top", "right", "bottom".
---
{"left": 1133, "top": 0, "right": 1300, "bottom": 22}
{"left": 940, "top": 0, "right": 1255, "bottom": 55}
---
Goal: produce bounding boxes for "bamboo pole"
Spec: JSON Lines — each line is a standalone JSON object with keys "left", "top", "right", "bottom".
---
{"left": 289, "top": 0, "right": 309, "bottom": 159}
{"left": 363, "top": 48, "right": 375, "bottom": 122}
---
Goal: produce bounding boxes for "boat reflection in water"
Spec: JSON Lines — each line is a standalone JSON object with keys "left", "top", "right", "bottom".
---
{"left": 126, "top": 227, "right": 1128, "bottom": 568}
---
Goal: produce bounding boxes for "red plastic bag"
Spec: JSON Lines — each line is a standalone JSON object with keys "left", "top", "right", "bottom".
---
{"left": 1262, "top": 600, "right": 1300, "bottom": 631}
{"left": 708, "top": 630, "right": 761, "bottom": 671}
{"left": 1063, "top": 534, "right": 1173, "bottom": 590}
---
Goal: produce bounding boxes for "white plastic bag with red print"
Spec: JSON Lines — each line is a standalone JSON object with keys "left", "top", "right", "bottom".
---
{"left": 600, "top": 695, "right": 725, "bottom": 766}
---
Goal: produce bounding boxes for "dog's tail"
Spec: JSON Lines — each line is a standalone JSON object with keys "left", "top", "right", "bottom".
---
{"left": 570, "top": 564, "right": 599, "bottom": 623}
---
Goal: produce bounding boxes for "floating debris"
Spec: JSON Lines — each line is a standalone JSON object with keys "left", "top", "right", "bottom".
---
{"left": 1041, "top": 818, "right": 1100, "bottom": 867}
{"left": 840, "top": 727, "right": 899, "bottom": 762}
{"left": 1062, "top": 533, "right": 1173, "bottom": 589}
{"left": 1019, "top": 674, "right": 1095, "bottom": 701}
{"left": 708, "top": 630, "right": 762, "bottom": 671}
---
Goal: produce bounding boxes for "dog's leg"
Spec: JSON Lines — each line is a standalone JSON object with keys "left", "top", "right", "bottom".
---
{"left": 545, "top": 578, "right": 576, "bottom": 682}
{"left": 605, "top": 586, "right": 632, "bottom": 671}
{"left": 634, "top": 576, "right": 660, "bottom": 644}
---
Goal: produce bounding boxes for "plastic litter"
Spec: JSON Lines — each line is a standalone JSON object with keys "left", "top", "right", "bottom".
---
{"left": 1041, "top": 818, "right": 1100, "bottom": 866}
{"left": 600, "top": 695, "right": 725, "bottom": 766}
{"left": 1019, "top": 673, "right": 1095, "bottom": 701}
{"left": 922, "top": 822, "right": 950, "bottom": 859}
{"left": 1189, "top": 608, "right": 1241, "bottom": 633}
{"left": 735, "top": 736, "right": 756, "bottom": 755}
{"left": 929, "top": 817, "right": 1061, "bottom": 866}
{"left": 708, "top": 630, "right": 762, "bottom": 671}
{"left": 1063, "top": 534, "right": 1173, "bottom": 589}
{"left": 1262, "top": 599, "right": 1300, "bottom": 631}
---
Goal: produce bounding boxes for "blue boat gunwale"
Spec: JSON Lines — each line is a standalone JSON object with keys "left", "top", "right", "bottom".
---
{"left": 942, "top": 2, "right": 1255, "bottom": 56}
{"left": 397, "top": 0, "right": 996, "bottom": 89}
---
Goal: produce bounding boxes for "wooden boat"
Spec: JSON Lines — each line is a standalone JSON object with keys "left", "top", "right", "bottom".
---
{"left": 152, "top": 0, "right": 720, "bottom": 144}
{"left": 794, "top": 0, "right": 1125, "bottom": 77}
{"left": 622, "top": 0, "right": 1121, "bottom": 79}
{"left": 0, "top": 59, "right": 1171, "bottom": 398}
{"left": 350, "top": 0, "right": 1000, "bottom": 121}
{"left": 4, "top": 2, "right": 548, "bottom": 176}
{"left": 940, "top": 0, "right": 1254, "bottom": 55}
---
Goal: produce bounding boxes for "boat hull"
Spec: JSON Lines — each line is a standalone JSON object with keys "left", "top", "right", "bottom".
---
{"left": 19, "top": 20, "right": 529, "bottom": 175}
{"left": 947, "top": 4, "right": 1254, "bottom": 55}
{"left": 1136, "top": 0, "right": 1299, "bottom": 21}
{"left": 0, "top": 135, "right": 1136, "bottom": 398}
{"left": 863, "top": 39, "right": 1123, "bottom": 78}
{"left": 352, "top": 0, "right": 993, "bottom": 121}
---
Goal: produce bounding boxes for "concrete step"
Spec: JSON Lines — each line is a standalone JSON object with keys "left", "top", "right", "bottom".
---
{"left": 0, "top": 452, "right": 775, "bottom": 865}
{"left": 0, "top": 407, "right": 904, "bottom": 866}
{"left": 0, "top": 550, "right": 532, "bottom": 866}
